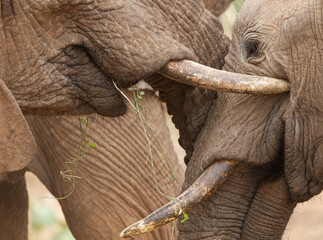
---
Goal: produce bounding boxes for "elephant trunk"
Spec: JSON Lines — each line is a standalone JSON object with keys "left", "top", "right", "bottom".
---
{"left": 177, "top": 165, "right": 295, "bottom": 239}
{"left": 119, "top": 160, "right": 238, "bottom": 238}
{"left": 121, "top": 162, "right": 296, "bottom": 239}
{"left": 159, "top": 60, "right": 290, "bottom": 94}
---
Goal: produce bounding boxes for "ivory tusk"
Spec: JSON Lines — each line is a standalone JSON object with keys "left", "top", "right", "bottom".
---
{"left": 120, "top": 160, "right": 238, "bottom": 238}
{"left": 159, "top": 60, "right": 290, "bottom": 94}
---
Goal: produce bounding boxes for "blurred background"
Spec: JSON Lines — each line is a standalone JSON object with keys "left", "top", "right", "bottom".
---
{"left": 26, "top": 1, "right": 323, "bottom": 239}
{"left": 27, "top": 172, "right": 74, "bottom": 240}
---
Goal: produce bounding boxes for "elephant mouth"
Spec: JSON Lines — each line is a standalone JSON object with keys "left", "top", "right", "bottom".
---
{"left": 119, "top": 61, "right": 291, "bottom": 238}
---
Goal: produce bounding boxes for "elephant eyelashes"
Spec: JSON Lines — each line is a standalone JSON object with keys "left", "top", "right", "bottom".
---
{"left": 244, "top": 41, "right": 261, "bottom": 63}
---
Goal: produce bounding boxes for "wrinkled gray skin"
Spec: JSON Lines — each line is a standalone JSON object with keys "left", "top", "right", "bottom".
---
{"left": 0, "top": 0, "right": 229, "bottom": 239}
{"left": 0, "top": 0, "right": 228, "bottom": 170}
{"left": 6, "top": 0, "right": 318, "bottom": 239}
{"left": 0, "top": 91, "right": 183, "bottom": 240}
{"left": 178, "top": 0, "right": 323, "bottom": 239}
{"left": 0, "top": 0, "right": 227, "bottom": 116}
{"left": 25, "top": 91, "right": 183, "bottom": 240}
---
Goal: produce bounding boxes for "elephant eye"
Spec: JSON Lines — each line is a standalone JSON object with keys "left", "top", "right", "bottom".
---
{"left": 245, "top": 41, "right": 260, "bottom": 60}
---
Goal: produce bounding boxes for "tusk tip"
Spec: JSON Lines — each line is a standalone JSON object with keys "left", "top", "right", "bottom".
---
{"left": 120, "top": 221, "right": 147, "bottom": 238}
{"left": 119, "top": 226, "right": 136, "bottom": 238}
{"left": 119, "top": 228, "right": 134, "bottom": 238}
{"left": 119, "top": 229, "right": 129, "bottom": 238}
{"left": 120, "top": 160, "right": 239, "bottom": 238}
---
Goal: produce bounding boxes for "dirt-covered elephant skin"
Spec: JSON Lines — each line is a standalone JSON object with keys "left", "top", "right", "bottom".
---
{"left": 178, "top": 0, "right": 323, "bottom": 239}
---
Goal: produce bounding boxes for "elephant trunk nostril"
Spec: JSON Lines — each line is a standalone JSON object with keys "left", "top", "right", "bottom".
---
{"left": 159, "top": 60, "right": 290, "bottom": 94}
{"left": 119, "top": 160, "right": 238, "bottom": 238}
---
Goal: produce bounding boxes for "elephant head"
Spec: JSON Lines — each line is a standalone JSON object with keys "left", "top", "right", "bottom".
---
{"left": 0, "top": 0, "right": 232, "bottom": 183}
{"left": 121, "top": 0, "right": 323, "bottom": 239}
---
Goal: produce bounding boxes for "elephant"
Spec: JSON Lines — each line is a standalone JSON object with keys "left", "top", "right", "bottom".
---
{"left": 119, "top": 0, "right": 323, "bottom": 239}
{"left": 25, "top": 90, "right": 184, "bottom": 240}
{"left": 1, "top": 1, "right": 232, "bottom": 240}
{"left": 0, "top": 0, "right": 229, "bottom": 175}
{"left": 1, "top": 90, "right": 186, "bottom": 240}
{"left": 1, "top": 90, "right": 184, "bottom": 240}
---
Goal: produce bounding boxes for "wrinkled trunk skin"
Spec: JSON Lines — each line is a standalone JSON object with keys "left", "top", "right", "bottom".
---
{"left": 26, "top": 91, "right": 183, "bottom": 240}
{"left": 178, "top": 165, "right": 268, "bottom": 239}
{"left": 178, "top": 162, "right": 295, "bottom": 239}
{"left": 145, "top": 1, "right": 230, "bottom": 163}
{"left": 241, "top": 177, "right": 295, "bottom": 239}
{"left": 161, "top": 1, "right": 322, "bottom": 239}
{"left": 2, "top": 1, "right": 231, "bottom": 239}
{"left": 222, "top": 0, "right": 323, "bottom": 203}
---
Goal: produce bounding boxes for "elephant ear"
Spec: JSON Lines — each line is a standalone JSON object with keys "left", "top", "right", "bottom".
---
{"left": 0, "top": 79, "right": 36, "bottom": 175}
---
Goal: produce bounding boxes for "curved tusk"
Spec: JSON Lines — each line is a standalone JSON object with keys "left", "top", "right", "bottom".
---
{"left": 120, "top": 160, "right": 238, "bottom": 238}
{"left": 159, "top": 60, "right": 290, "bottom": 94}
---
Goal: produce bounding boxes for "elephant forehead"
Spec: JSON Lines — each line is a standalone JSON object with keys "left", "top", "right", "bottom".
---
{"left": 236, "top": 0, "right": 307, "bottom": 34}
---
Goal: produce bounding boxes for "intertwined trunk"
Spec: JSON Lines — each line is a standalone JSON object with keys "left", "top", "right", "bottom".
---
{"left": 178, "top": 164, "right": 295, "bottom": 239}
